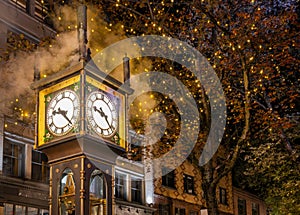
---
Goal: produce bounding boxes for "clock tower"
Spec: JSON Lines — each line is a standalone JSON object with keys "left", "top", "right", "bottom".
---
{"left": 31, "top": 3, "right": 134, "bottom": 215}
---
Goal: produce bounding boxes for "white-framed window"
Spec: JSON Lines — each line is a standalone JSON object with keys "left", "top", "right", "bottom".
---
{"left": 3, "top": 138, "right": 24, "bottom": 177}
{"left": 3, "top": 203, "right": 49, "bottom": 215}
{"left": 131, "top": 177, "right": 142, "bottom": 203}
{"left": 31, "top": 150, "right": 49, "bottom": 183}
{"left": 114, "top": 169, "right": 144, "bottom": 204}
{"left": 115, "top": 172, "right": 127, "bottom": 200}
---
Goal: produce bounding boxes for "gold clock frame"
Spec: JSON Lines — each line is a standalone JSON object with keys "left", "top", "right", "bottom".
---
{"left": 37, "top": 74, "right": 126, "bottom": 149}
{"left": 38, "top": 75, "right": 81, "bottom": 147}
{"left": 86, "top": 76, "right": 126, "bottom": 149}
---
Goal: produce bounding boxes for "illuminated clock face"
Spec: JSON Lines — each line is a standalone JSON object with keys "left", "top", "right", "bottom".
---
{"left": 46, "top": 89, "right": 80, "bottom": 136}
{"left": 86, "top": 91, "right": 118, "bottom": 137}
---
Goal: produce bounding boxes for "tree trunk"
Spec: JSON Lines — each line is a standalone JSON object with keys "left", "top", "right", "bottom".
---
{"left": 207, "top": 185, "right": 219, "bottom": 215}
{"left": 202, "top": 159, "right": 219, "bottom": 215}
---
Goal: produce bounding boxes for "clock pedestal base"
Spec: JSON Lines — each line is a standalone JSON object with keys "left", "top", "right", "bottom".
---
{"left": 40, "top": 136, "right": 118, "bottom": 215}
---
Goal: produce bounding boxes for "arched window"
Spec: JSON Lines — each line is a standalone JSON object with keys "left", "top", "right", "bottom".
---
{"left": 90, "top": 170, "right": 106, "bottom": 215}
{"left": 59, "top": 168, "right": 75, "bottom": 215}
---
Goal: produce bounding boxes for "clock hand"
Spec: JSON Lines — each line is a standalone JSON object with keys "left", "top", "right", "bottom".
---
{"left": 53, "top": 108, "right": 73, "bottom": 125}
{"left": 60, "top": 110, "right": 73, "bottom": 125}
{"left": 93, "top": 106, "right": 114, "bottom": 130}
{"left": 93, "top": 106, "right": 105, "bottom": 118}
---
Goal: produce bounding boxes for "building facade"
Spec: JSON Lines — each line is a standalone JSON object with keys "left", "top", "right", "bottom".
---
{"left": 0, "top": 0, "right": 55, "bottom": 56}
{"left": 233, "top": 187, "right": 267, "bottom": 215}
{"left": 152, "top": 158, "right": 234, "bottom": 215}
{"left": 0, "top": 115, "right": 49, "bottom": 214}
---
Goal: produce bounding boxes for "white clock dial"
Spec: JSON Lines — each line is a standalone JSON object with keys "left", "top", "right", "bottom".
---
{"left": 46, "top": 89, "right": 80, "bottom": 136}
{"left": 86, "top": 91, "right": 118, "bottom": 137}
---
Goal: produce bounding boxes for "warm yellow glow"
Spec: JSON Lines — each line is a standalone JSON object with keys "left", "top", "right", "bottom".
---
{"left": 86, "top": 76, "right": 126, "bottom": 149}
{"left": 38, "top": 75, "right": 81, "bottom": 146}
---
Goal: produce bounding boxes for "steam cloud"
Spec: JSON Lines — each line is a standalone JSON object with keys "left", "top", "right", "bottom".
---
{"left": 0, "top": 5, "right": 129, "bottom": 117}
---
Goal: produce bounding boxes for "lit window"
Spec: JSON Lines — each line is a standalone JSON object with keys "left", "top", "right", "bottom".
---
{"left": 183, "top": 174, "right": 195, "bottom": 194}
{"left": 32, "top": 150, "right": 49, "bottom": 182}
{"left": 175, "top": 207, "right": 185, "bottom": 215}
{"left": 3, "top": 139, "right": 24, "bottom": 177}
{"left": 15, "top": 205, "right": 26, "bottom": 214}
{"left": 4, "top": 203, "right": 13, "bottom": 215}
{"left": 219, "top": 187, "right": 227, "bottom": 205}
{"left": 115, "top": 172, "right": 127, "bottom": 200}
{"left": 28, "top": 207, "right": 38, "bottom": 215}
{"left": 9, "top": 0, "right": 26, "bottom": 11}
{"left": 162, "top": 169, "right": 175, "bottom": 188}
{"left": 131, "top": 178, "right": 142, "bottom": 203}
{"left": 252, "top": 202, "right": 260, "bottom": 215}
{"left": 238, "top": 198, "right": 247, "bottom": 215}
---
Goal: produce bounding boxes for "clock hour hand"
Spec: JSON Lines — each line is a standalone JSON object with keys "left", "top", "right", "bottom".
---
{"left": 53, "top": 108, "right": 73, "bottom": 125}
{"left": 93, "top": 106, "right": 113, "bottom": 130}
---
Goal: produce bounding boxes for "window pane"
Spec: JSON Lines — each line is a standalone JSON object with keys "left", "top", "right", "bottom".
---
{"left": 40, "top": 209, "right": 49, "bottom": 215}
{"left": 32, "top": 150, "right": 49, "bottom": 183}
{"left": 252, "top": 203, "right": 260, "bottom": 215}
{"left": 3, "top": 140, "right": 24, "bottom": 177}
{"left": 219, "top": 187, "right": 227, "bottom": 205}
{"left": 162, "top": 170, "right": 175, "bottom": 188}
{"left": 131, "top": 178, "right": 142, "bottom": 203}
{"left": 4, "top": 203, "right": 13, "bottom": 215}
{"left": 15, "top": 205, "right": 26, "bottom": 215}
{"left": 183, "top": 174, "right": 194, "bottom": 194}
{"left": 28, "top": 207, "right": 38, "bottom": 215}
{"left": 238, "top": 198, "right": 247, "bottom": 215}
{"left": 90, "top": 173, "right": 105, "bottom": 199}
{"left": 175, "top": 208, "right": 186, "bottom": 215}
{"left": 115, "top": 172, "right": 126, "bottom": 200}
{"left": 159, "top": 204, "right": 169, "bottom": 215}
{"left": 32, "top": 150, "right": 41, "bottom": 163}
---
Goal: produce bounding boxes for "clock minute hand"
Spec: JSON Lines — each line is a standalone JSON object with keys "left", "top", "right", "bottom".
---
{"left": 53, "top": 108, "right": 73, "bottom": 125}
{"left": 93, "top": 106, "right": 105, "bottom": 117}
{"left": 93, "top": 106, "right": 113, "bottom": 129}
{"left": 60, "top": 110, "right": 73, "bottom": 125}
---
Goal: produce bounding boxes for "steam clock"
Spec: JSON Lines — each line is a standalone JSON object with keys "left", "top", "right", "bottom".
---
{"left": 31, "top": 59, "right": 133, "bottom": 215}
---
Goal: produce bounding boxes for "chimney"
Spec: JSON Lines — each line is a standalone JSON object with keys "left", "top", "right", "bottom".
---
{"left": 33, "top": 52, "right": 40, "bottom": 81}
{"left": 33, "top": 65, "right": 40, "bottom": 81}
{"left": 77, "top": 1, "right": 88, "bottom": 62}
{"left": 123, "top": 54, "right": 130, "bottom": 85}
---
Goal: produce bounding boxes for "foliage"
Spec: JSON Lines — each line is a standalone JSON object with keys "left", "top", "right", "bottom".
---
{"left": 95, "top": 0, "right": 300, "bottom": 214}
